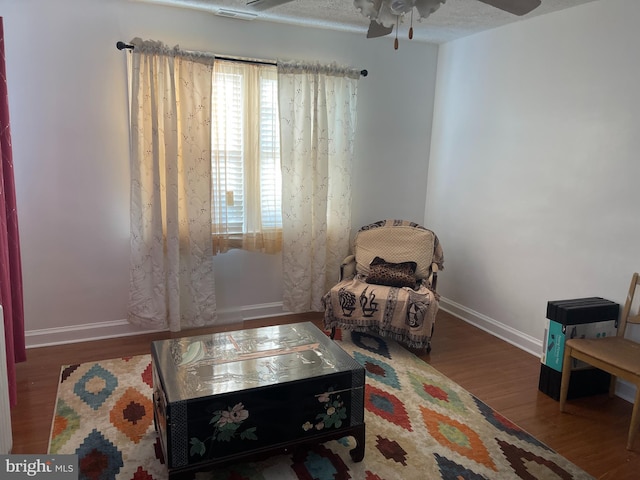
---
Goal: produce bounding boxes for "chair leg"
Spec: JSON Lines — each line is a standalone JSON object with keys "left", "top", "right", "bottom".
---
{"left": 609, "top": 374, "right": 618, "bottom": 398}
{"left": 627, "top": 387, "right": 640, "bottom": 450}
{"left": 425, "top": 323, "right": 434, "bottom": 354}
{"left": 330, "top": 326, "right": 336, "bottom": 340}
{"left": 559, "top": 346, "right": 573, "bottom": 412}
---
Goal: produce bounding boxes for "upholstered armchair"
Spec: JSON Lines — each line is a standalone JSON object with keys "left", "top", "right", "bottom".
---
{"left": 322, "top": 220, "right": 444, "bottom": 352}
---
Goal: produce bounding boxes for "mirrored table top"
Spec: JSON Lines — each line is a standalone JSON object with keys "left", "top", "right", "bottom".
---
{"left": 152, "top": 322, "right": 362, "bottom": 402}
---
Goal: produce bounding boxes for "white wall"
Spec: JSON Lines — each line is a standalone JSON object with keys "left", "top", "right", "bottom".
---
{"left": 426, "top": 0, "right": 640, "bottom": 357}
{"left": 0, "top": 0, "right": 438, "bottom": 345}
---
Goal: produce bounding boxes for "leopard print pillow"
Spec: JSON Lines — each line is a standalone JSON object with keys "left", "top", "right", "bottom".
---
{"left": 366, "top": 256, "right": 417, "bottom": 289}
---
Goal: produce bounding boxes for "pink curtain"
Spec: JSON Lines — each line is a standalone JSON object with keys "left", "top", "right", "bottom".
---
{"left": 0, "top": 17, "right": 26, "bottom": 408}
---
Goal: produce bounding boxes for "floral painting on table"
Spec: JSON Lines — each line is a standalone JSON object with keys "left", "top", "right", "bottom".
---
{"left": 302, "top": 388, "right": 348, "bottom": 433}
{"left": 190, "top": 402, "right": 258, "bottom": 457}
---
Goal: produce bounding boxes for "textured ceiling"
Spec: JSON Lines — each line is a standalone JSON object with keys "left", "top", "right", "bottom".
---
{"left": 133, "top": 0, "right": 599, "bottom": 44}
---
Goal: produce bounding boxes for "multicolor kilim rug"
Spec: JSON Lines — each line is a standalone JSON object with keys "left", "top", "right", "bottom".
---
{"left": 48, "top": 330, "right": 594, "bottom": 479}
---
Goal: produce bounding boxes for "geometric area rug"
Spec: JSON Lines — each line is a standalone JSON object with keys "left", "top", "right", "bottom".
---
{"left": 48, "top": 329, "right": 594, "bottom": 480}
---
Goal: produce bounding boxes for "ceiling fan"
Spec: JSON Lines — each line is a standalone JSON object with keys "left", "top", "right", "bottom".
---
{"left": 247, "top": 0, "right": 542, "bottom": 48}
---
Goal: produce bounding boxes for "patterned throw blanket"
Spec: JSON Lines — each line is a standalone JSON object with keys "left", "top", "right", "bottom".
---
{"left": 323, "top": 275, "right": 437, "bottom": 349}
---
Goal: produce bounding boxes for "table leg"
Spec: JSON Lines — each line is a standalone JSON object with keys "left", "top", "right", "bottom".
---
{"left": 349, "top": 423, "right": 366, "bottom": 462}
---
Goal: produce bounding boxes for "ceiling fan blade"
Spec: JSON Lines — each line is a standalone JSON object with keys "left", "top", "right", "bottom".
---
{"left": 246, "top": 0, "right": 294, "bottom": 10}
{"left": 476, "top": 0, "right": 541, "bottom": 16}
{"left": 367, "top": 20, "right": 394, "bottom": 38}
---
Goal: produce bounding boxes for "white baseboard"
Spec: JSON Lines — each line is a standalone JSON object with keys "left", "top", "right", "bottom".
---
{"left": 25, "top": 319, "right": 166, "bottom": 348}
{"left": 615, "top": 381, "right": 636, "bottom": 404}
{"left": 26, "top": 302, "right": 287, "bottom": 348}
{"left": 439, "top": 297, "right": 543, "bottom": 358}
{"left": 215, "top": 302, "right": 288, "bottom": 324}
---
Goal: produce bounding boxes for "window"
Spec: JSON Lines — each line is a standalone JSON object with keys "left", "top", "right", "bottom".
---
{"left": 211, "top": 61, "right": 282, "bottom": 254}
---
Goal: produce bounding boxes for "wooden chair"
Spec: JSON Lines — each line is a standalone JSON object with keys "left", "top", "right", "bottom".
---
{"left": 560, "top": 272, "right": 640, "bottom": 450}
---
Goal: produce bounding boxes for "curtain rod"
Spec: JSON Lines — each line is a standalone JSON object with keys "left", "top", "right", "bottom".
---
{"left": 116, "top": 41, "right": 368, "bottom": 77}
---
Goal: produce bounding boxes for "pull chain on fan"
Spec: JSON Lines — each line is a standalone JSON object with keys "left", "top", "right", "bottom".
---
{"left": 409, "top": 10, "right": 414, "bottom": 40}
{"left": 394, "top": 16, "right": 399, "bottom": 50}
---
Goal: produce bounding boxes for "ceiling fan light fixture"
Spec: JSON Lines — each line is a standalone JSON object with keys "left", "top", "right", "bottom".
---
{"left": 354, "top": 0, "right": 383, "bottom": 19}
{"left": 389, "top": 0, "right": 414, "bottom": 15}
{"left": 354, "top": 0, "right": 445, "bottom": 30}
{"left": 354, "top": 0, "right": 541, "bottom": 48}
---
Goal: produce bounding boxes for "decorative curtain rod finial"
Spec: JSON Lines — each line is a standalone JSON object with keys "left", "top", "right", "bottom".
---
{"left": 116, "top": 41, "right": 134, "bottom": 50}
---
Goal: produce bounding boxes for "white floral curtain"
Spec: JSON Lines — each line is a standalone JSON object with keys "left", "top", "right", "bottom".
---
{"left": 128, "top": 38, "right": 217, "bottom": 331}
{"left": 277, "top": 62, "right": 360, "bottom": 312}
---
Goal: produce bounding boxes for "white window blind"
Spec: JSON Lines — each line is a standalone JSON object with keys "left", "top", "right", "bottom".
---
{"left": 258, "top": 75, "right": 282, "bottom": 229}
{"left": 211, "top": 61, "right": 282, "bottom": 253}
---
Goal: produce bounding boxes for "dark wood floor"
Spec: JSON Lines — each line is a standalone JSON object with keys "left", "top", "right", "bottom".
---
{"left": 10, "top": 310, "right": 639, "bottom": 479}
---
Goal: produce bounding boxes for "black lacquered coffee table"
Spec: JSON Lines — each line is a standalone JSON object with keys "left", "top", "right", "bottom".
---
{"left": 151, "top": 322, "right": 365, "bottom": 480}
